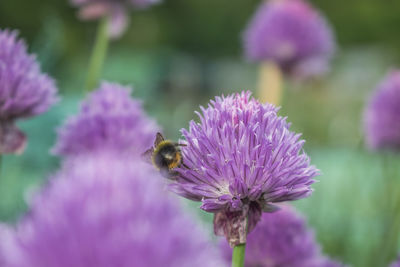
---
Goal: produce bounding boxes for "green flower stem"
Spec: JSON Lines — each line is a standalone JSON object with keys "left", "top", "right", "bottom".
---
{"left": 0, "top": 155, "right": 2, "bottom": 180}
{"left": 232, "top": 243, "right": 246, "bottom": 267}
{"left": 380, "top": 153, "right": 400, "bottom": 266}
{"left": 232, "top": 214, "right": 249, "bottom": 267}
{"left": 85, "top": 16, "right": 110, "bottom": 92}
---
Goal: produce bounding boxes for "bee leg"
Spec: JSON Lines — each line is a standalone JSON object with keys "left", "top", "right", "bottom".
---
{"left": 167, "top": 170, "right": 180, "bottom": 180}
{"left": 179, "top": 158, "right": 190, "bottom": 169}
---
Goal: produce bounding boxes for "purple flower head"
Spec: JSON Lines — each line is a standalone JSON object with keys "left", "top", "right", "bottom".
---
{"left": 220, "top": 205, "right": 345, "bottom": 267}
{"left": 364, "top": 71, "right": 400, "bottom": 151}
{"left": 52, "top": 82, "right": 159, "bottom": 158}
{"left": 0, "top": 29, "right": 58, "bottom": 154}
{"left": 171, "top": 92, "right": 318, "bottom": 246}
{"left": 70, "top": 0, "right": 161, "bottom": 38}
{"left": 244, "top": 0, "right": 335, "bottom": 78}
{"left": 0, "top": 155, "right": 225, "bottom": 267}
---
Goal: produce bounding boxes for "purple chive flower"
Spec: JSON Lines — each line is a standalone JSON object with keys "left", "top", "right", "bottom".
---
{"left": 0, "top": 156, "right": 225, "bottom": 267}
{"left": 52, "top": 82, "right": 159, "bottom": 158}
{"left": 244, "top": 0, "right": 335, "bottom": 78}
{"left": 364, "top": 71, "right": 400, "bottom": 151}
{"left": 220, "top": 205, "right": 345, "bottom": 267}
{"left": 70, "top": 0, "right": 161, "bottom": 38}
{"left": 171, "top": 92, "right": 318, "bottom": 246}
{"left": 0, "top": 29, "right": 58, "bottom": 154}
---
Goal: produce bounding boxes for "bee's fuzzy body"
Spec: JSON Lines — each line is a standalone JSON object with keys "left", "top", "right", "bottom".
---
{"left": 142, "top": 133, "right": 185, "bottom": 179}
{"left": 152, "top": 140, "right": 182, "bottom": 171}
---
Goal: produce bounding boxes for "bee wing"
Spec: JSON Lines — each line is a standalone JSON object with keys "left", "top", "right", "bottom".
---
{"left": 141, "top": 148, "right": 154, "bottom": 164}
{"left": 154, "top": 132, "right": 165, "bottom": 146}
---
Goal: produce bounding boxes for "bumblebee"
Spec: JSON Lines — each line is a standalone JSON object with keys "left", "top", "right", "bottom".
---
{"left": 142, "top": 132, "right": 186, "bottom": 178}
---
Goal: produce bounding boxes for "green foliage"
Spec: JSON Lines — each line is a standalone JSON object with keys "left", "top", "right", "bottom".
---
{"left": 297, "top": 148, "right": 400, "bottom": 267}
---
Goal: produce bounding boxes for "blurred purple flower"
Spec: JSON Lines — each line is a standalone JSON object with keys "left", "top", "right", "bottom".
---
{"left": 304, "top": 258, "right": 347, "bottom": 267}
{"left": 171, "top": 92, "right": 318, "bottom": 246}
{"left": 0, "top": 155, "right": 225, "bottom": 267}
{"left": 70, "top": 0, "right": 161, "bottom": 38}
{"left": 0, "top": 29, "right": 58, "bottom": 154}
{"left": 390, "top": 257, "right": 400, "bottom": 267}
{"left": 0, "top": 225, "right": 5, "bottom": 266}
{"left": 52, "top": 82, "right": 159, "bottom": 158}
{"left": 364, "top": 71, "right": 400, "bottom": 151}
{"left": 220, "top": 205, "right": 345, "bottom": 267}
{"left": 243, "top": 0, "right": 335, "bottom": 78}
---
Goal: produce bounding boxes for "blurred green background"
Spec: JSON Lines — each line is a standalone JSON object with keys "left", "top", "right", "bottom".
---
{"left": 1, "top": 0, "right": 400, "bottom": 266}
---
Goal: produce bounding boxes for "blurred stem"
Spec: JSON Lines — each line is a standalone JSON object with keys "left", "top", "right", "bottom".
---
{"left": 85, "top": 16, "right": 110, "bottom": 92}
{"left": 257, "top": 61, "right": 283, "bottom": 106}
{"left": 232, "top": 243, "right": 246, "bottom": 267}
{"left": 379, "top": 153, "right": 400, "bottom": 266}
